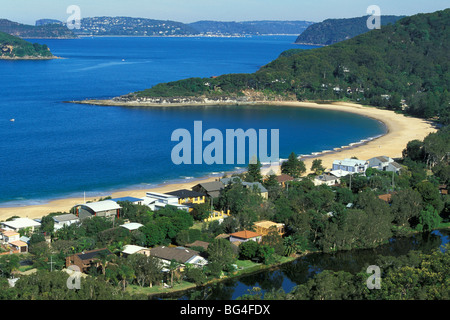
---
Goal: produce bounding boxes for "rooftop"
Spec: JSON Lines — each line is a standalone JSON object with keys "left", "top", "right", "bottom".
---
{"left": 150, "top": 246, "right": 200, "bottom": 264}
{"left": 230, "top": 230, "right": 262, "bottom": 239}
{"left": 53, "top": 213, "right": 79, "bottom": 223}
{"left": 79, "top": 200, "right": 122, "bottom": 213}
{"left": 122, "top": 244, "right": 148, "bottom": 255}
{"left": 76, "top": 248, "right": 110, "bottom": 261}
{"left": 120, "top": 222, "right": 144, "bottom": 231}
{"left": 254, "top": 220, "right": 284, "bottom": 229}
{"left": 166, "top": 189, "right": 206, "bottom": 199}
{"left": 110, "top": 196, "right": 143, "bottom": 203}
{"left": 194, "top": 181, "right": 224, "bottom": 192}
{"left": 1, "top": 218, "right": 41, "bottom": 230}
{"left": 275, "top": 174, "right": 294, "bottom": 183}
{"left": 185, "top": 240, "right": 210, "bottom": 250}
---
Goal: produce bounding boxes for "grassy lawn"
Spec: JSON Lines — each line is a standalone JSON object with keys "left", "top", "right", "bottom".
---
{"left": 127, "top": 280, "right": 196, "bottom": 296}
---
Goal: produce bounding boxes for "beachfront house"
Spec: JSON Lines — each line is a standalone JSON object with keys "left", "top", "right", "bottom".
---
{"left": 331, "top": 159, "right": 369, "bottom": 176}
{"left": 165, "top": 189, "right": 206, "bottom": 212}
{"left": 367, "top": 156, "right": 402, "bottom": 173}
{"left": 192, "top": 181, "right": 225, "bottom": 199}
{"left": 73, "top": 200, "right": 122, "bottom": 220}
{"left": 1, "top": 218, "right": 41, "bottom": 232}
{"left": 142, "top": 192, "right": 190, "bottom": 212}
{"left": 52, "top": 213, "right": 79, "bottom": 231}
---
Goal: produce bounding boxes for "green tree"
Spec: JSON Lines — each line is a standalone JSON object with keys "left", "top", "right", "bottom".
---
{"left": 281, "top": 152, "right": 306, "bottom": 178}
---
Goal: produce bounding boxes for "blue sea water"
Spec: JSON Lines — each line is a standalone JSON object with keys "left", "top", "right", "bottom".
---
{"left": 0, "top": 36, "right": 385, "bottom": 206}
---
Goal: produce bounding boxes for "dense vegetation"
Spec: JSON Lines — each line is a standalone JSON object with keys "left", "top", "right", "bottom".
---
{"left": 133, "top": 9, "right": 450, "bottom": 124}
{"left": 0, "top": 19, "right": 76, "bottom": 39}
{"left": 0, "top": 31, "right": 54, "bottom": 59}
{"left": 0, "top": 125, "right": 446, "bottom": 299}
{"left": 294, "top": 15, "right": 404, "bottom": 45}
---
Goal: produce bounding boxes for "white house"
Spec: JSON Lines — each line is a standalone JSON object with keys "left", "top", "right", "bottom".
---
{"left": 367, "top": 156, "right": 402, "bottom": 173}
{"left": 142, "top": 192, "right": 190, "bottom": 212}
{"left": 331, "top": 159, "right": 369, "bottom": 175}
{"left": 314, "top": 174, "right": 341, "bottom": 186}
{"left": 53, "top": 213, "right": 79, "bottom": 230}
{"left": 73, "top": 200, "right": 122, "bottom": 220}
{"left": 149, "top": 246, "right": 208, "bottom": 269}
{"left": 1, "top": 218, "right": 41, "bottom": 232}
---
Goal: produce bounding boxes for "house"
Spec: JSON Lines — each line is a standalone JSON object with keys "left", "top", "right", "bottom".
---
{"left": 221, "top": 177, "right": 268, "bottom": 199}
{"left": 149, "top": 246, "right": 208, "bottom": 269}
{"left": 229, "top": 230, "right": 262, "bottom": 244}
{"left": 253, "top": 220, "right": 285, "bottom": 236}
{"left": 192, "top": 181, "right": 225, "bottom": 199}
{"left": 165, "top": 189, "right": 206, "bottom": 205}
{"left": 53, "top": 213, "right": 79, "bottom": 231}
{"left": 331, "top": 159, "right": 369, "bottom": 175}
{"left": 1, "top": 230, "right": 20, "bottom": 244}
{"left": 9, "top": 241, "right": 28, "bottom": 253}
{"left": 66, "top": 248, "right": 111, "bottom": 273}
{"left": 73, "top": 200, "right": 122, "bottom": 220}
{"left": 142, "top": 192, "right": 190, "bottom": 212}
{"left": 121, "top": 244, "right": 150, "bottom": 257}
{"left": 120, "top": 222, "right": 144, "bottom": 231}
{"left": 1, "top": 218, "right": 41, "bottom": 232}
{"left": 439, "top": 185, "right": 448, "bottom": 195}
{"left": 367, "top": 156, "right": 402, "bottom": 173}
{"left": 110, "top": 196, "right": 144, "bottom": 205}
{"left": 185, "top": 240, "right": 210, "bottom": 251}
{"left": 275, "top": 174, "right": 294, "bottom": 187}
{"left": 314, "top": 174, "right": 340, "bottom": 186}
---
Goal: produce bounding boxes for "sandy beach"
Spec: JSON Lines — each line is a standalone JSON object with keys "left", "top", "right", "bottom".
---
{"left": 0, "top": 101, "right": 437, "bottom": 221}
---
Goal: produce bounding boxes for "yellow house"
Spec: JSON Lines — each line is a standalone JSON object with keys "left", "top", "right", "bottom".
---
{"left": 166, "top": 189, "right": 206, "bottom": 205}
{"left": 253, "top": 220, "right": 285, "bottom": 236}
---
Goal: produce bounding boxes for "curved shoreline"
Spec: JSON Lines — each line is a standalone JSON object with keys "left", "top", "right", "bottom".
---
{"left": 0, "top": 101, "right": 437, "bottom": 221}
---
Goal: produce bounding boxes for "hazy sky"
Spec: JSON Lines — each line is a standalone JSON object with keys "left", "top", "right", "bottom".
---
{"left": 2, "top": 0, "right": 449, "bottom": 25}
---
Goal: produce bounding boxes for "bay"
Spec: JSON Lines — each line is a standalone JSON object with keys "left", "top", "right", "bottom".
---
{"left": 0, "top": 36, "right": 385, "bottom": 206}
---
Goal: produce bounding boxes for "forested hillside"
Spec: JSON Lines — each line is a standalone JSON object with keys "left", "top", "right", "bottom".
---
{"left": 133, "top": 9, "right": 450, "bottom": 124}
{"left": 294, "top": 15, "right": 404, "bottom": 45}
{"left": 0, "top": 31, "right": 54, "bottom": 59}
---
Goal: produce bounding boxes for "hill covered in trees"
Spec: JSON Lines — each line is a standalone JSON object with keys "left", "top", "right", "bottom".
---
{"left": 0, "top": 31, "right": 55, "bottom": 59}
{"left": 294, "top": 15, "right": 404, "bottom": 45}
{"left": 0, "top": 19, "right": 76, "bottom": 39}
{"left": 128, "top": 9, "right": 450, "bottom": 124}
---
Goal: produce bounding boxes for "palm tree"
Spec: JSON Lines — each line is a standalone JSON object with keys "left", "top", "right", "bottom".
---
{"left": 168, "top": 259, "right": 180, "bottom": 288}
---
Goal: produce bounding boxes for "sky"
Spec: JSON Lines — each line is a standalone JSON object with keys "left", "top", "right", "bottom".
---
{"left": 2, "top": 0, "right": 449, "bottom": 25}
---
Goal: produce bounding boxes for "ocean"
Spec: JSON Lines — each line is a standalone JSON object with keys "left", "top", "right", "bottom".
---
{"left": 0, "top": 36, "right": 386, "bottom": 206}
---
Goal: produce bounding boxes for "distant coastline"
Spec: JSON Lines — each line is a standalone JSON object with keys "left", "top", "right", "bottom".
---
{"left": 0, "top": 100, "right": 437, "bottom": 221}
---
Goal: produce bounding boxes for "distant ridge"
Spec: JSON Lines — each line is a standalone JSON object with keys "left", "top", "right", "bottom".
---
{"left": 0, "top": 19, "right": 76, "bottom": 39}
{"left": 295, "top": 15, "right": 405, "bottom": 45}
{"left": 31, "top": 16, "right": 315, "bottom": 37}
